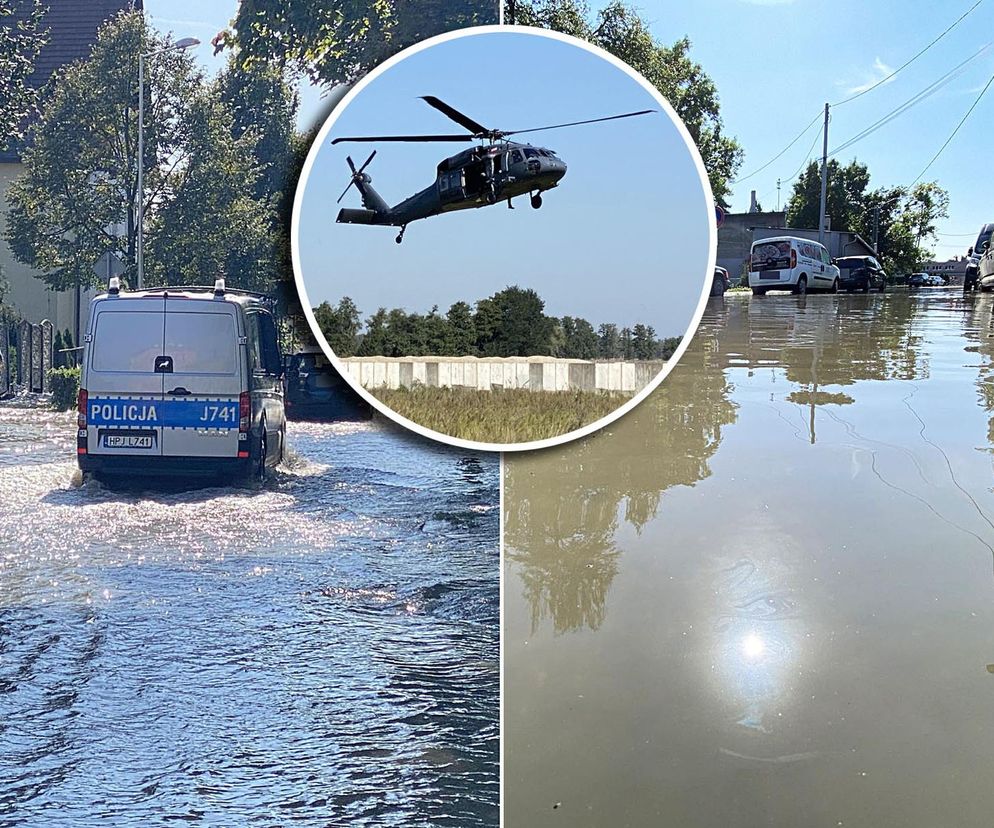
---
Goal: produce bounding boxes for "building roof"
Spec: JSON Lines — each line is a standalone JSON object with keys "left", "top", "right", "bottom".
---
{"left": 1, "top": 0, "right": 142, "bottom": 163}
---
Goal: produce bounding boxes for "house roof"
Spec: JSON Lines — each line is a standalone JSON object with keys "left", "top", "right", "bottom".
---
{"left": 1, "top": 0, "right": 143, "bottom": 163}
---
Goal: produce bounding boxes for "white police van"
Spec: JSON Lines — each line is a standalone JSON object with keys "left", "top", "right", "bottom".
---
{"left": 77, "top": 278, "right": 285, "bottom": 480}
{"left": 749, "top": 236, "right": 840, "bottom": 295}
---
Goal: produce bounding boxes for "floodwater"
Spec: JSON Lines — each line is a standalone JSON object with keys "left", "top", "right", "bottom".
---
{"left": 505, "top": 289, "right": 994, "bottom": 827}
{"left": 0, "top": 410, "right": 498, "bottom": 826}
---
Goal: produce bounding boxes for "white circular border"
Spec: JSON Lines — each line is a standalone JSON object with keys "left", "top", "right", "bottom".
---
{"left": 291, "top": 24, "right": 718, "bottom": 454}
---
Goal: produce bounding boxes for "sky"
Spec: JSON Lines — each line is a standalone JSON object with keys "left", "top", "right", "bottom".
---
{"left": 641, "top": 0, "right": 994, "bottom": 259}
{"left": 145, "top": 0, "right": 992, "bottom": 264}
{"left": 294, "top": 31, "right": 712, "bottom": 334}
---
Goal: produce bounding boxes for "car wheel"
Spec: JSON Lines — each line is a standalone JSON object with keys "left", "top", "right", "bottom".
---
{"left": 711, "top": 277, "right": 724, "bottom": 297}
{"left": 793, "top": 276, "right": 807, "bottom": 296}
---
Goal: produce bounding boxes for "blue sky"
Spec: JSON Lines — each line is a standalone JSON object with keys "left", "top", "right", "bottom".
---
{"left": 146, "top": 0, "right": 992, "bottom": 263}
{"left": 295, "top": 30, "right": 713, "bottom": 334}
{"left": 644, "top": 0, "right": 993, "bottom": 259}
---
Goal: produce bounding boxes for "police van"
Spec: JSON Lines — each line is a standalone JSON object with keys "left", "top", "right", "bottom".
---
{"left": 77, "top": 278, "right": 286, "bottom": 480}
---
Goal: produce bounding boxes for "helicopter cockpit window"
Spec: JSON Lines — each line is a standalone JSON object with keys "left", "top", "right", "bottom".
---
{"left": 523, "top": 148, "right": 539, "bottom": 158}
{"left": 510, "top": 149, "right": 523, "bottom": 164}
{"left": 439, "top": 174, "right": 449, "bottom": 192}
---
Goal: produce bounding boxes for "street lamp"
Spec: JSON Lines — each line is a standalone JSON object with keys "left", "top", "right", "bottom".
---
{"left": 137, "top": 36, "right": 199, "bottom": 289}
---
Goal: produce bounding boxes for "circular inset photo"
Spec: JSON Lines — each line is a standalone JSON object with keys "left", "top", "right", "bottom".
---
{"left": 292, "top": 25, "right": 716, "bottom": 452}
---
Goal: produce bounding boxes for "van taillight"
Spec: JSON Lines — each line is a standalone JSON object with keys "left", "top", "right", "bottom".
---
{"left": 790, "top": 249, "right": 797, "bottom": 268}
{"left": 77, "top": 388, "right": 88, "bottom": 428}
{"left": 746, "top": 254, "right": 751, "bottom": 271}
{"left": 239, "top": 391, "right": 250, "bottom": 432}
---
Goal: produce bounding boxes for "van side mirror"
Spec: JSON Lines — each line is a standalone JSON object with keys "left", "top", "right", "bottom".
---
{"left": 983, "top": 240, "right": 991, "bottom": 253}
{"left": 968, "top": 246, "right": 974, "bottom": 256}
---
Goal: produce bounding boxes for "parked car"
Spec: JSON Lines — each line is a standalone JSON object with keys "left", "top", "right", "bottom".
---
{"left": 835, "top": 255, "right": 886, "bottom": 292}
{"left": 748, "top": 236, "right": 840, "bottom": 295}
{"left": 77, "top": 278, "right": 285, "bottom": 481}
{"left": 964, "top": 223, "right": 993, "bottom": 291}
{"left": 711, "top": 266, "right": 730, "bottom": 296}
{"left": 907, "top": 272, "right": 927, "bottom": 288}
{"left": 284, "top": 348, "right": 372, "bottom": 421}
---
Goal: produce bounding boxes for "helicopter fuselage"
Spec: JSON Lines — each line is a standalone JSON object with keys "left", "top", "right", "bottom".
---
{"left": 336, "top": 141, "right": 567, "bottom": 231}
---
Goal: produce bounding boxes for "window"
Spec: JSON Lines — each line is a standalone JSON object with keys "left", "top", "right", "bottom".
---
{"left": 510, "top": 150, "right": 523, "bottom": 164}
{"left": 523, "top": 148, "right": 539, "bottom": 158}
{"left": 92, "top": 311, "right": 163, "bottom": 372}
{"left": 439, "top": 175, "right": 449, "bottom": 192}
{"left": 257, "top": 312, "right": 282, "bottom": 375}
{"left": 165, "top": 312, "right": 237, "bottom": 374}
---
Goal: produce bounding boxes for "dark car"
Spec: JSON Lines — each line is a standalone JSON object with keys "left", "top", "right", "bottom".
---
{"left": 283, "top": 349, "right": 372, "bottom": 422}
{"left": 907, "top": 272, "right": 927, "bottom": 288}
{"left": 836, "top": 255, "right": 887, "bottom": 293}
{"left": 711, "top": 266, "right": 730, "bottom": 296}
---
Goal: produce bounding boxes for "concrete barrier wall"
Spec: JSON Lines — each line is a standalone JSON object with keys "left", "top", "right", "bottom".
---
{"left": 340, "top": 356, "right": 666, "bottom": 394}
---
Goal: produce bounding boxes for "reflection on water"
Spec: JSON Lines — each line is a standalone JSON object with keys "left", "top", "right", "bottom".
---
{"left": 506, "top": 291, "right": 994, "bottom": 827}
{"left": 0, "top": 411, "right": 498, "bottom": 826}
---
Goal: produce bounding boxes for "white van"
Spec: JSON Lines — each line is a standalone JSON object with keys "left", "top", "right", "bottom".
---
{"left": 749, "top": 236, "right": 840, "bottom": 295}
{"left": 77, "top": 279, "right": 286, "bottom": 480}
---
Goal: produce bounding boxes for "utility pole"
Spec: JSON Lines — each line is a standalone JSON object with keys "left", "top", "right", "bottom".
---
{"left": 818, "top": 102, "right": 829, "bottom": 245}
{"left": 776, "top": 178, "right": 781, "bottom": 212}
{"left": 872, "top": 205, "right": 880, "bottom": 254}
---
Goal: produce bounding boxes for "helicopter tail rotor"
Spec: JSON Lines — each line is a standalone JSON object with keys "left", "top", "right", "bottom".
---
{"left": 336, "top": 150, "right": 377, "bottom": 204}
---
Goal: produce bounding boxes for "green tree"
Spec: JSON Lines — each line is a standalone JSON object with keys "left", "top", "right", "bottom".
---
{"left": 619, "top": 326, "right": 633, "bottom": 359}
{"left": 358, "top": 307, "right": 390, "bottom": 355}
{"left": 631, "top": 323, "right": 656, "bottom": 359}
{"left": 314, "top": 296, "right": 361, "bottom": 356}
{"left": 4, "top": 12, "right": 275, "bottom": 293}
{"left": 445, "top": 300, "right": 476, "bottom": 355}
{"left": 475, "top": 286, "right": 554, "bottom": 357}
{"left": 0, "top": 0, "right": 47, "bottom": 151}
{"left": 558, "top": 315, "right": 597, "bottom": 358}
{"left": 597, "top": 322, "right": 620, "bottom": 358}
{"left": 511, "top": 0, "right": 742, "bottom": 204}
{"left": 226, "top": 0, "right": 497, "bottom": 88}
{"left": 785, "top": 159, "right": 870, "bottom": 235}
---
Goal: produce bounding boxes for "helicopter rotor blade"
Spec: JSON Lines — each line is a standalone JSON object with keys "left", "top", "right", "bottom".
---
{"left": 332, "top": 134, "right": 476, "bottom": 144}
{"left": 356, "top": 149, "right": 376, "bottom": 174}
{"left": 504, "top": 109, "right": 655, "bottom": 137}
{"left": 419, "top": 96, "right": 490, "bottom": 135}
{"left": 337, "top": 151, "right": 379, "bottom": 204}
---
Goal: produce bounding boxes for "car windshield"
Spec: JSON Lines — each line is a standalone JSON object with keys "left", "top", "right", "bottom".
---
{"left": 836, "top": 258, "right": 867, "bottom": 271}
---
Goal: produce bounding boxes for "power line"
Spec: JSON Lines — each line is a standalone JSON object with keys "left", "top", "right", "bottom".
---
{"left": 731, "top": 110, "right": 822, "bottom": 184}
{"left": 910, "top": 69, "right": 994, "bottom": 185}
{"left": 832, "top": 0, "right": 987, "bottom": 106}
{"left": 828, "top": 42, "right": 991, "bottom": 158}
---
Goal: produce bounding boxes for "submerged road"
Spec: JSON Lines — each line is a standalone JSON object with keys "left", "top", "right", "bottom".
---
{"left": 506, "top": 288, "right": 994, "bottom": 828}
{"left": 0, "top": 412, "right": 498, "bottom": 826}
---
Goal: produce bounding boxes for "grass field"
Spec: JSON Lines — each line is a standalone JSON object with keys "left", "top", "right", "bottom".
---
{"left": 371, "top": 386, "right": 632, "bottom": 444}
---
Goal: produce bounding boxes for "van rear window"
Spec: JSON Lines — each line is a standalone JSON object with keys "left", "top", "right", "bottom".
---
{"left": 91, "top": 311, "right": 163, "bottom": 373}
{"left": 752, "top": 241, "right": 791, "bottom": 271}
{"left": 165, "top": 312, "right": 237, "bottom": 374}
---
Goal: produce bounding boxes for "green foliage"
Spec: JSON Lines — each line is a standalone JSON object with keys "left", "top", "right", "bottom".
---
{"left": 372, "top": 385, "right": 631, "bottom": 443}
{"left": 785, "top": 159, "right": 950, "bottom": 273}
{"left": 229, "top": 0, "right": 497, "bottom": 87}
{"left": 314, "top": 296, "right": 361, "bottom": 355}
{"left": 47, "top": 365, "right": 79, "bottom": 411}
{"left": 511, "top": 0, "right": 743, "bottom": 204}
{"left": 0, "top": 0, "right": 48, "bottom": 151}
{"left": 4, "top": 12, "right": 290, "bottom": 295}
{"left": 318, "top": 285, "right": 676, "bottom": 358}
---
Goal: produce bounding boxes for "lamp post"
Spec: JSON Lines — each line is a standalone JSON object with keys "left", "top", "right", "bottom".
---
{"left": 137, "top": 36, "right": 199, "bottom": 289}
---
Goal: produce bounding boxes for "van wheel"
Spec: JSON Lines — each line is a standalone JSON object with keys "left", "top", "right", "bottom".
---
{"left": 278, "top": 423, "right": 286, "bottom": 465}
{"left": 751, "top": 287, "right": 766, "bottom": 296}
{"left": 830, "top": 278, "right": 839, "bottom": 294}
{"left": 793, "top": 276, "right": 807, "bottom": 296}
{"left": 255, "top": 429, "right": 268, "bottom": 481}
{"left": 711, "top": 277, "right": 724, "bottom": 297}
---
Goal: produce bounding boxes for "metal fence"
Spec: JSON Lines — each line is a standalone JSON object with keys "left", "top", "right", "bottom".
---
{"left": 4, "top": 318, "right": 55, "bottom": 395}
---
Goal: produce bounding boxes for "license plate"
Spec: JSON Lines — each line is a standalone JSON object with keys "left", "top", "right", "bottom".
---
{"left": 761, "top": 270, "right": 781, "bottom": 280}
{"left": 103, "top": 433, "right": 154, "bottom": 449}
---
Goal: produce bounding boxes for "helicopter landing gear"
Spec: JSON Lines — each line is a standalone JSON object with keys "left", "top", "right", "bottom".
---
{"left": 395, "top": 224, "right": 407, "bottom": 244}
{"left": 530, "top": 192, "right": 543, "bottom": 210}
{"left": 507, "top": 197, "right": 514, "bottom": 209}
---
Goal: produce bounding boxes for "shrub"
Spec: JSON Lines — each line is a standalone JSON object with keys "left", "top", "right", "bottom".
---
{"left": 48, "top": 365, "right": 80, "bottom": 411}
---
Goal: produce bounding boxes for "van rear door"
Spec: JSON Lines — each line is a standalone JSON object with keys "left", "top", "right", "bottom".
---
{"left": 85, "top": 297, "right": 166, "bottom": 457}
{"left": 158, "top": 298, "right": 243, "bottom": 459}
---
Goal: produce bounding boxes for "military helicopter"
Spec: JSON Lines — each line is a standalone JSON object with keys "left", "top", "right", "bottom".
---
{"left": 332, "top": 96, "right": 653, "bottom": 243}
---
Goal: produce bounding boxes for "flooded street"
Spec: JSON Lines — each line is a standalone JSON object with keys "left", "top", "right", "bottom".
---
{"left": 505, "top": 290, "right": 994, "bottom": 827}
{"left": 0, "top": 410, "right": 498, "bottom": 826}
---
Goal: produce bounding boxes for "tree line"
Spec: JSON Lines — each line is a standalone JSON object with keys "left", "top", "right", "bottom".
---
{"left": 785, "top": 160, "right": 950, "bottom": 275}
{"left": 314, "top": 286, "right": 680, "bottom": 360}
